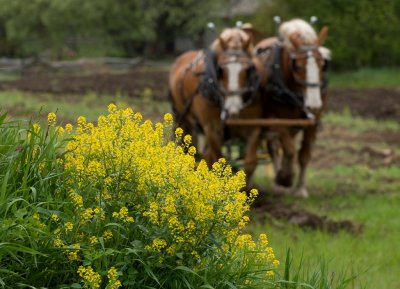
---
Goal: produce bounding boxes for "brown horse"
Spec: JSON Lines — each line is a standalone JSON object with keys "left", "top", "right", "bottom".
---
{"left": 169, "top": 27, "right": 262, "bottom": 184}
{"left": 254, "top": 19, "right": 330, "bottom": 197}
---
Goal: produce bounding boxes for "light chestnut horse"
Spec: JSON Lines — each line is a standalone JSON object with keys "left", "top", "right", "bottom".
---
{"left": 169, "top": 28, "right": 262, "bottom": 184}
{"left": 254, "top": 19, "right": 331, "bottom": 197}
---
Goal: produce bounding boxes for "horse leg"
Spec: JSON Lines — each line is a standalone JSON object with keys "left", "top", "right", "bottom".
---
{"left": 266, "top": 131, "right": 281, "bottom": 175}
{"left": 294, "top": 125, "right": 317, "bottom": 198}
{"left": 243, "top": 128, "right": 261, "bottom": 187}
{"left": 202, "top": 123, "right": 224, "bottom": 167}
{"left": 275, "top": 130, "right": 296, "bottom": 188}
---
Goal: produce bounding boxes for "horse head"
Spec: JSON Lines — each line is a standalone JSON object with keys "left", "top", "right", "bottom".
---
{"left": 210, "top": 28, "right": 257, "bottom": 120}
{"left": 279, "top": 19, "right": 331, "bottom": 112}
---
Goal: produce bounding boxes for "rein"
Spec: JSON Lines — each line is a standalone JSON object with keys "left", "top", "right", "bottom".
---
{"left": 261, "top": 42, "right": 329, "bottom": 109}
{"left": 200, "top": 48, "right": 259, "bottom": 119}
{"left": 262, "top": 43, "right": 304, "bottom": 108}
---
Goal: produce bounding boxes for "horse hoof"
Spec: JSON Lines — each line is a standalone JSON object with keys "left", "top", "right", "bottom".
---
{"left": 272, "top": 184, "right": 291, "bottom": 196}
{"left": 293, "top": 187, "right": 309, "bottom": 198}
{"left": 275, "top": 171, "right": 293, "bottom": 187}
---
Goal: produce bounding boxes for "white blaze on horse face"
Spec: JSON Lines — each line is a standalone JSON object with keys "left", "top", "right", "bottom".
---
{"left": 305, "top": 50, "right": 322, "bottom": 109}
{"left": 223, "top": 57, "right": 244, "bottom": 116}
{"left": 226, "top": 58, "right": 242, "bottom": 91}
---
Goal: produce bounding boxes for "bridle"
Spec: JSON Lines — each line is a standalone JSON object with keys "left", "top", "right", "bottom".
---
{"left": 289, "top": 45, "right": 328, "bottom": 89}
{"left": 217, "top": 49, "right": 253, "bottom": 91}
{"left": 193, "top": 47, "right": 259, "bottom": 120}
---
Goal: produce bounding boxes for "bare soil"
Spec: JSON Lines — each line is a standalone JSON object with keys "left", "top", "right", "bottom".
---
{"left": 0, "top": 69, "right": 169, "bottom": 99}
{"left": 328, "top": 88, "right": 400, "bottom": 122}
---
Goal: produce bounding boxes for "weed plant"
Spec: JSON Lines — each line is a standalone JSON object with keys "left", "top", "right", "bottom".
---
{"left": 0, "top": 107, "right": 353, "bottom": 289}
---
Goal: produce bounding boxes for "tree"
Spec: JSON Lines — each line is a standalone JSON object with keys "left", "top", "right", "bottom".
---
{"left": 0, "top": 0, "right": 223, "bottom": 58}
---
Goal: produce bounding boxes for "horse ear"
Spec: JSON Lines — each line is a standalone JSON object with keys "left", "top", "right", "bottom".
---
{"left": 318, "top": 26, "right": 329, "bottom": 46}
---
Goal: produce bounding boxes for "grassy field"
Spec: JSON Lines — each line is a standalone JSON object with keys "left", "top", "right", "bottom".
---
{"left": 250, "top": 110, "right": 400, "bottom": 289}
{"left": 329, "top": 67, "right": 400, "bottom": 89}
{"left": 0, "top": 67, "right": 399, "bottom": 288}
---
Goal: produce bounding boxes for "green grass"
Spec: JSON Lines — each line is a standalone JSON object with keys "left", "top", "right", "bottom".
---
{"left": 330, "top": 67, "right": 400, "bottom": 89}
{"left": 253, "top": 189, "right": 400, "bottom": 289}
{"left": 0, "top": 90, "right": 171, "bottom": 124}
{"left": 323, "top": 109, "right": 400, "bottom": 132}
{"left": 249, "top": 114, "right": 400, "bottom": 289}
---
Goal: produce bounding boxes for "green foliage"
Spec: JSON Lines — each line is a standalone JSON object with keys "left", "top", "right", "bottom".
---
{"left": 0, "top": 113, "right": 67, "bottom": 286}
{"left": 0, "top": 109, "right": 279, "bottom": 288}
{"left": 0, "top": 0, "right": 398, "bottom": 68}
{"left": 0, "top": 0, "right": 222, "bottom": 58}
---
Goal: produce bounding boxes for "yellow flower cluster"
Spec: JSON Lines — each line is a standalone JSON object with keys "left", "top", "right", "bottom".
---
{"left": 145, "top": 238, "right": 167, "bottom": 252}
{"left": 234, "top": 233, "right": 280, "bottom": 277}
{"left": 112, "top": 207, "right": 134, "bottom": 223}
{"left": 89, "top": 236, "right": 98, "bottom": 246}
{"left": 47, "top": 112, "right": 57, "bottom": 125}
{"left": 102, "top": 230, "right": 113, "bottom": 240}
{"left": 66, "top": 244, "right": 81, "bottom": 262}
{"left": 107, "top": 267, "right": 122, "bottom": 289}
{"left": 65, "top": 222, "right": 74, "bottom": 231}
{"left": 77, "top": 266, "right": 102, "bottom": 289}
{"left": 59, "top": 104, "right": 277, "bottom": 283}
{"left": 69, "top": 192, "right": 83, "bottom": 208}
{"left": 51, "top": 213, "right": 60, "bottom": 223}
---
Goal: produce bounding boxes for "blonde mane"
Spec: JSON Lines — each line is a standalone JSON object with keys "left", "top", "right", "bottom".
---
{"left": 211, "top": 27, "right": 253, "bottom": 55}
{"left": 279, "top": 18, "right": 318, "bottom": 48}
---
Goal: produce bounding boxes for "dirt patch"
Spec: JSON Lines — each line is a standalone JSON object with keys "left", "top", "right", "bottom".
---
{"left": 252, "top": 194, "right": 363, "bottom": 234}
{"left": 0, "top": 69, "right": 169, "bottom": 99}
{"left": 312, "top": 126, "right": 400, "bottom": 170}
{"left": 328, "top": 88, "right": 400, "bottom": 122}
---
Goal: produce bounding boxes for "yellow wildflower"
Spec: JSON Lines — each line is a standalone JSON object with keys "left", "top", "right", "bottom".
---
{"left": 77, "top": 266, "right": 101, "bottom": 289}
{"left": 163, "top": 113, "right": 173, "bottom": 123}
{"left": 77, "top": 116, "right": 87, "bottom": 127}
{"left": 103, "top": 230, "right": 113, "bottom": 240}
{"left": 108, "top": 103, "right": 117, "bottom": 113}
{"left": 183, "top": 135, "right": 192, "bottom": 146}
{"left": 107, "top": 267, "right": 118, "bottom": 280}
{"left": 188, "top": 146, "right": 196, "bottom": 155}
{"left": 31, "top": 123, "right": 41, "bottom": 135}
{"left": 175, "top": 127, "right": 183, "bottom": 138}
{"left": 89, "top": 236, "right": 98, "bottom": 246}
{"left": 51, "top": 213, "right": 59, "bottom": 223}
{"left": 65, "top": 123, "right": 73, "bottom": 132}
{"left": 65, "top": 222, "right": 74, "bottom": 231}
{"left": 47, "top": 112, "right": 56, "bottom": 125}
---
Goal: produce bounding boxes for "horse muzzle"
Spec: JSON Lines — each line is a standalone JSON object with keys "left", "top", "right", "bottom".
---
{"left": 221, "top": 94, "right": 243, "bottom": 120}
